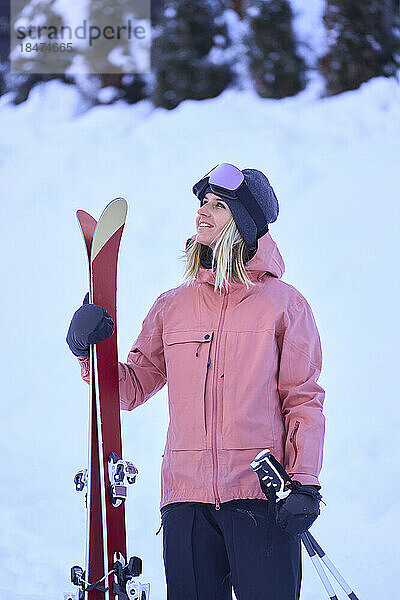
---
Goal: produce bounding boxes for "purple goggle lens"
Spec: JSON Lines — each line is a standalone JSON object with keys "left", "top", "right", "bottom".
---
{"left": 208, "top": 163, "right": 244, "bottom": 191}
{"left": 192, "top": 163, "right": 245, "bottom": 202}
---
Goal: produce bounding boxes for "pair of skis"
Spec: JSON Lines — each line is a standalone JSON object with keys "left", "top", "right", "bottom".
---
{"left": 68, "top": 199, "right": 150, "bottom": 600}
{"left": 250, "top": 450, "right": 360, "bottom": 600}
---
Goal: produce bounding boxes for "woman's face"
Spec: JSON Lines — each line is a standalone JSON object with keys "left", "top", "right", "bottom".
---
{"left": 195, "top": 192, "right": 233, "bottom": 249}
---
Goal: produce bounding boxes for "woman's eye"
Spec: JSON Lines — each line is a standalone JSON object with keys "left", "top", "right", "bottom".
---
{"left": 200, "top": 200, "right": 225, "bottom": 208}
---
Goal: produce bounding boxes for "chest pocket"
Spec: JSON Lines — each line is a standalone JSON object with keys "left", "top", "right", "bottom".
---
{"left": 164, "top": 330, "right": 214, "bottom": 450}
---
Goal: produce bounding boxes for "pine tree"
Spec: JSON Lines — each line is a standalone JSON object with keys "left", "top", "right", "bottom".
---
{"left": 319, "top": 0, "right": 400, "bottom": 96}
{"left": 10, "top": 0, "right": 73, "bottom": 103}
{"left": 245, "top": 0, "right": 306, "bottom": 99}
{"left": 78, "top": 0, "right": 149, "bottom": 105}
{"left": 11, "top": 0, "right": 72, "bottom": 79}
{"left": 9, "top": 0, "right": 150, "bottom": 106}
{"left": 231, "top": 0, "right": 245, "bottom": 18}
{"left": 152, "top": 0, "right": 233, "bottom": 110}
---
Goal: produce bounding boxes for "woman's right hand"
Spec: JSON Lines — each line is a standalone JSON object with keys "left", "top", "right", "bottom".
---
{"left": 66, "top": 294, "right": 114, "bottom": 357}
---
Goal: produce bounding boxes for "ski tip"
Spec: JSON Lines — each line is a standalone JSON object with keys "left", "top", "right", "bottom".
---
{"left": 76, "top": 210, "right": 97, "bottom": 256}
{"left": 76, "top": 209, "right": 97, "bottom": 223}
{"left": 105, "top": 197, "right": 128, "bottom": 218}
{"left": 76, "top": 208, "right": 95, "bottom": 221}
{"left": 113, "top": 197, "right": 128, "bottom": 220}
{"left": 97, "top": 197, "right": 128, "bottom": 227}
{"left": 91, "top": 197, "right": 128, "bottom": 261}
{"left": 77, "top": 210, "right": 97, "bottom": 227}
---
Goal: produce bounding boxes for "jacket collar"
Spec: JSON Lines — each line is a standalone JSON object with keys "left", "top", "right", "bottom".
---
{"left": 186, "top": 232, "right": 285, "bottom": 287}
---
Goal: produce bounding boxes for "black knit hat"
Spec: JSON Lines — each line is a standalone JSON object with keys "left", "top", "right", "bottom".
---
{"left": 201, "top": 168, "right": 279, "bottom": 249}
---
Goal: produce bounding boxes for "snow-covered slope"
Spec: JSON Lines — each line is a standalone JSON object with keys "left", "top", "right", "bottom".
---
{"left": 0, "top": 75, "right": 399, "bottom": 599}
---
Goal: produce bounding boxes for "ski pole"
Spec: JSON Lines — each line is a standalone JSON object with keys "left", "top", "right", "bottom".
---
{"left": 249, "top": 450, "right": 361, "bottom": 600}
{"left": 301, "top": 533, "right": 339, "bottom": 600}
{"left": 303, "top": 531, "right": 360, "bottom": 600}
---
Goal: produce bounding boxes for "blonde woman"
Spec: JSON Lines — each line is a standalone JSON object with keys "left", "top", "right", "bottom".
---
{"left": 67, "top": 163, "right": 325, "bottom": 600}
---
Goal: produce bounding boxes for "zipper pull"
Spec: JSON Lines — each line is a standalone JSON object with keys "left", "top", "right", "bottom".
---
{"left": 215, "top": 499, "right": 220, "bottom": 510}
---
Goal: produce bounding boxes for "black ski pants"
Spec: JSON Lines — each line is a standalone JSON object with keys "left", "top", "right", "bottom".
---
{"left": 161, "top": 499, "right": 301, "bottom": 600}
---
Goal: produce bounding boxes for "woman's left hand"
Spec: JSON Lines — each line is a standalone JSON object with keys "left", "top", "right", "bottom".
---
{"left": 276, "top": 482, "right": 322, "bottom": 536}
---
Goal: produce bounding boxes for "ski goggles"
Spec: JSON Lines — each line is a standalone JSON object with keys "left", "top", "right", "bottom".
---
{"left": 192, "top": 163, "right": 268, "bottom": 238}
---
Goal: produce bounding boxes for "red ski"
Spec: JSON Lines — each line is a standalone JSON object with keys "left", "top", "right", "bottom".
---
{"left": 70, "top": 199, "right": 150, "bottom": 600}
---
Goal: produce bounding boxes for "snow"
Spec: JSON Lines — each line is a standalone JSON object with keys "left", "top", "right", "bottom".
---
{"left": 0, "top": 74, "right": 399, "bottom": 599}
{"left": 290, "top": 0, "right": 327, "bottom": 63}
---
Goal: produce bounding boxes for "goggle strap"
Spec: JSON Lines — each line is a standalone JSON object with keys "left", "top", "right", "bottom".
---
{"left": 192, "top": 176, "right": 209, "bottom": 201}
{"left": 236, "top": 182, "right": 269, "bottom": 236}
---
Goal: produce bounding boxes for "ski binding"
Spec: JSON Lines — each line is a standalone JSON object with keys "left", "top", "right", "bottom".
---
{"left": 69, "top": 566, "right": 85, "bottom": 600}
{"left": 64, "top": 593, "right": 80, "bottom": 600}
{"left": 126, "top": 579, "right": 151, "bottom": 600}
{"left": 74, "top": 469, "right": 88, "bottom": 492}
{"left": 108, "top": 452, "right": 138, "bottom": 507}
{"left": 113, "top": 552, "right": 150, "bottom": 599}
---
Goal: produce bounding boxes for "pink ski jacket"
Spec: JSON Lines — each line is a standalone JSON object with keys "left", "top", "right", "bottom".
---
{"left": 79, "top": 232, "right": 325, "bottom": 509}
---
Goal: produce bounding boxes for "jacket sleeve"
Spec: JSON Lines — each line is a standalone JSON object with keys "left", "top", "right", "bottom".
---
{"left": 76, "top": 294, "right": 167, "bottom": 411}
{"left": 277, "top": 295, "right": 325, "bottom": 487}
{"left": 118, "top": 294, "right": 167, "bottom": 410}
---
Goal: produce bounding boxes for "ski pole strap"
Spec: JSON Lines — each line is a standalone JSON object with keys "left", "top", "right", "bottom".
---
{"left": 266, "top": 451, "right": 293, "bottom": 484}
{"left": 249, "top": 450, "right": 285, "bottom": 556}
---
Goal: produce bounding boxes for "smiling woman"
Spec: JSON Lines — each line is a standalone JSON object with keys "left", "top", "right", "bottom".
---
{"left": 186, "top": 191, "right": 257, "bottom": 291}
{"left": 184, "top": 192, "right": 257, "bottom": 292}
{"left": 68, "top": 162, "right": 326, "bottom": 600}
{"left": 196, "top": 193, "right": 233, "bottom": 247}
{"left": 183, "top": 165, "right": 279, "bottom": 293}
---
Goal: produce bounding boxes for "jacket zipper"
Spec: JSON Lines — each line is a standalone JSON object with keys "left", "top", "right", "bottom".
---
{"left": 289, "top": 420, "right": 300, "bottom": 463}
{"left": 203, "top": 355, "right": 212, "bottom": 436}
{"left": 211, "top": 290, "right": 228, "bottom": 510}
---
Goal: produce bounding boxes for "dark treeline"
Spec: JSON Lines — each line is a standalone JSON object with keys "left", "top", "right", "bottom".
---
{"left": 319, "top": 0, "right": 399, "bottom": 95}
{"left": 1, "top": 0, "right": 399, "bottom": 108}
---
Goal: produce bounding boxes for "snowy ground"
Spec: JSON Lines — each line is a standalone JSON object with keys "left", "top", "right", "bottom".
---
{"left": 0, "top": 73, "right": 399, "bottom": 599}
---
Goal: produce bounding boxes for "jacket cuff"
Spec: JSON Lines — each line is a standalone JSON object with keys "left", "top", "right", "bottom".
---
{"left": 289, "top": 473, "right": 321, "bottom": 488}
{"left": 77, "top": 356, "right": 90, "bottom": 384}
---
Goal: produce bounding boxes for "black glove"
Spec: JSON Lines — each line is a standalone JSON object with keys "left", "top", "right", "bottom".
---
{"left": 276, "top": 481, "right": 322, "bottom": 536}
{"left": 66, "top": 293, "right": 114, "bottom": 357}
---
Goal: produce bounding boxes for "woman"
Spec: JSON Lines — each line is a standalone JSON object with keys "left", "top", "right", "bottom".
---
{"left": 67, "top": 163, "right": 325, "bottom": 600}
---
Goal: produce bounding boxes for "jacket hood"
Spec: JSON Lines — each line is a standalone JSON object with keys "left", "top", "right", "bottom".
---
{"left": 186, "top": 231, "right": 285, "bottom": 286}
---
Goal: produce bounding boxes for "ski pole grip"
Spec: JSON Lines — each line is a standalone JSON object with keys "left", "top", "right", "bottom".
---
{"left": 249, "top": 449, "right": 292, "bottom": 502}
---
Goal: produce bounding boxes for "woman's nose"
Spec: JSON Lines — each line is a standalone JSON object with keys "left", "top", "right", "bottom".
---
{"left": 198, "top": 204, "right": 210, "bottom": 216}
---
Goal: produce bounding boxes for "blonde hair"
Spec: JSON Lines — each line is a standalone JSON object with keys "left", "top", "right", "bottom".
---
{"left": 182, "top": 217, "right": 257, "bottom": 293}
